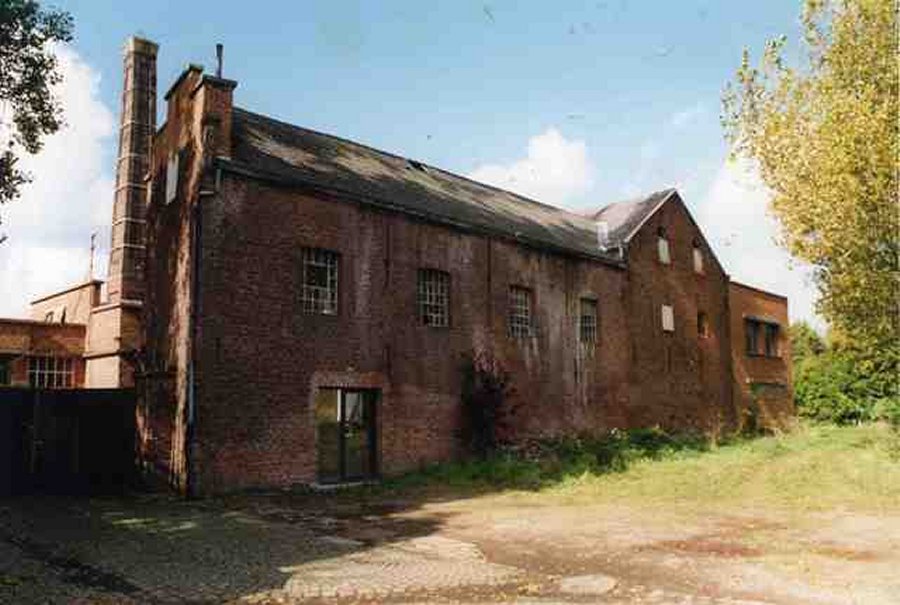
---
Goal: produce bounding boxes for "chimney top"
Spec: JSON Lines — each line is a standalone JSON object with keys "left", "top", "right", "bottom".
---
{"left": 124, "top": 36, "right": 158, "bottom": 56}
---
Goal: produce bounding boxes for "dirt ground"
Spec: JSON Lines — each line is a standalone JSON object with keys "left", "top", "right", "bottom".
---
{"left": 0, "top": 488, "right": 897, "bottom": 604}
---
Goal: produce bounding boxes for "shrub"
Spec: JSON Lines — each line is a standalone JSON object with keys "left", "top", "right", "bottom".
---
{"left": 794, "top": 348, "right": 899, "bottom": 425}
{"left": 460, "top": 350, "right": 517, "bottom": 458}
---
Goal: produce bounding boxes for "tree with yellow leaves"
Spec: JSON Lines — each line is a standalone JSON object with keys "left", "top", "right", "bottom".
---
{"left": 723, "top": 0, "right": 898, "bottom": 394}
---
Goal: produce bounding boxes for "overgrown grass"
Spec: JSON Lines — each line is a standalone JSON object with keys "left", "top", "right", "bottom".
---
{"left": 383, "top": 422, "right": 900, "bottom": 514}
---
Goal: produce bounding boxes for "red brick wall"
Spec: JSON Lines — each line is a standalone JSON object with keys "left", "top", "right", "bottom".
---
{"left": 188, "top": 175, "right": 632, "bottom": 491}
{"left": 0, "top": 320, "right": 86, "bottom": 387}
{"left": 138, "top": 71, "right": 791, "bottom": 492}
{"left": 729, "top": 282, "right": 794, "bottom": 431}
{"left": 623, "top": 196, "right": 735, "bottom": 435}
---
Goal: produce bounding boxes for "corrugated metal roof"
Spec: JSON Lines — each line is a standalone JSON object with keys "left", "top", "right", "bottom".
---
{"left": 226, "top": 108, "right": 673, "bottom": 262}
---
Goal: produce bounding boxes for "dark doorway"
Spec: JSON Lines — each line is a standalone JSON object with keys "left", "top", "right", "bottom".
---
{"left": 315, "top": 388, "right": 378, "bottom": 484}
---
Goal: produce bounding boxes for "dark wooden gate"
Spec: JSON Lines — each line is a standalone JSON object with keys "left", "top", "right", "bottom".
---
{"left": 0, "top": 388, "right": 135, "bottom": 495}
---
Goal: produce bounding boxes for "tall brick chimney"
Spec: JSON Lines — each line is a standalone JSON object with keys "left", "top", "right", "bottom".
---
{"left": 84, "top": 36, "right": 157, "bottom": 388}
{"left": 106, "top": 36, "right": 157, "bottom": 304}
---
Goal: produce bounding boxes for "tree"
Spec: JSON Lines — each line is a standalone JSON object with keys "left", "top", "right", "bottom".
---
{"left": 0, "top": 0, "right": 74, "bottom": 211}
{"left": 789, "top": 321, "right": 826, "bottom": 366}
{"left": 722, "top": 0, "right": 898, "bottom": 362}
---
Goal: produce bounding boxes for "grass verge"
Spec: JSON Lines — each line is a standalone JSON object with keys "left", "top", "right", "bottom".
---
{"left": 382, "top": 422, "right": 900, "bottom": 514}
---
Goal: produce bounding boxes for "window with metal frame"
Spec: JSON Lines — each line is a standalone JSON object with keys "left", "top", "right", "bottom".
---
{"left": 579, "top": 298, "right": 598, "bottom": 343}
{"left": 764, "top": 323, "right": 780, "bottom": 357}
{"left": 745, "top": 319, "right": 760, "bottom": 355}
{"left": 27, "top": 356, "right": 74, "bottom": 389}
{"left": 300, "top": 248, "right": 339, "bottom": 315}
{"left": 508, "top": 286, "right": 534, "bottom": 338}
{"left": 417, "top": 269, "right": 450, "bottom": 327}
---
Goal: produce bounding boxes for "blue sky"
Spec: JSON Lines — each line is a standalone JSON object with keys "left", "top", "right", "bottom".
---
{"left": 0, "top": 1, "right": 820, "bottom": 327}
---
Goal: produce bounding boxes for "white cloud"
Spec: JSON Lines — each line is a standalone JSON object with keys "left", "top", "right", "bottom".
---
{"left": 0, "top": 45, "right": 114, "bottom": 317}
{"left": 696, "top": 157, "right": 824, "bottom": 331}
{"left": 669, "top": 101, "right": 706, "bottom": 130}
{"left": 468, "top": 128, "right": 593, "bottom": 206}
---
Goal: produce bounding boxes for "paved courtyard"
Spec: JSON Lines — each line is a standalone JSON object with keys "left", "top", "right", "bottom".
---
{"left": 0, "top": 489, "right": 897, "bottom": 604}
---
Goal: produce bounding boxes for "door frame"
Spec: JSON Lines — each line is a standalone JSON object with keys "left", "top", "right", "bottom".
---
{"left": 316, "top": 387, "right": 379, "bottom": 484}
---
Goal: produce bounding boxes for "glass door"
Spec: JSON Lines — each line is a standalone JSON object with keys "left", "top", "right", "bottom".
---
{"left": 315, "top": 388, "right": 378, "bottom": 483}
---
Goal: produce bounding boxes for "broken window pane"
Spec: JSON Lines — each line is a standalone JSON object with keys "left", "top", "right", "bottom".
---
{"left": 300, "top": 248, "right": 339, "bottom": 315}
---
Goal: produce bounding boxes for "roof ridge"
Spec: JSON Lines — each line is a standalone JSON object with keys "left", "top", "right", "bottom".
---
{"left": 232, "top": 106, "right": 596, "bottom": 223}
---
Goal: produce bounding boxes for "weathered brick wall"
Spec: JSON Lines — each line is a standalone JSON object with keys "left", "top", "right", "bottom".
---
{"left": 140, "top": 67, "right": 206, "bottom": 492}
{"left": 729, "top": 282, "right": 794, "bottom": 431}
{"left": 623, "top": 197, "right": 735, "bottom": 435}
{"left": 191, "top": 175, "right": 632, "bottom": 491}
{"left": 0, "top": 320, "right": 86, "bottom": 387}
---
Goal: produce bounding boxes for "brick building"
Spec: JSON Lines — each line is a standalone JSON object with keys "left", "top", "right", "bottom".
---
{"left": 3, "top": 36, "right": 794, "bottom": 492}
{"left": 118, "top": 37, "right": 793, "bottom": 494}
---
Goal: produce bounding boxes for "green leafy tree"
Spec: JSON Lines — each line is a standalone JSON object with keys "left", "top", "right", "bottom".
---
{"left": 789, "top": 321, "right": 826, "bottom": 366}
{"left": 0, "top": 0, "right": 74, "bottom": 212}
{"left": 722, "top": 0, "right": 898, "bottom": 362}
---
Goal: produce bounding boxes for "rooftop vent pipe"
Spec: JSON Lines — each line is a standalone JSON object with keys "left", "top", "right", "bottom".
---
{"left": 215, "top": 43, "right": 223, "bottom": 78}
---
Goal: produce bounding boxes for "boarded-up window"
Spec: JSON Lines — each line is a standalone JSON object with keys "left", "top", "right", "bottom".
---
{"left": 508, "top": 286, "right": 533, "bottom": 338}
{"left": 579, "top": 298, "right": 597, "bottom": 343}
{"left": 693, "top": 245, "right": 704, "bottom": 273}
{"left": 658, "top": 236, "right": 670, "bottom": 264}
{"left": 300, "top": 248, "right": 339, "bottom": 315}
{"left": 661, "top": 304, "right": 674, "bottom": 332}
{"left": 417, "top": 269, "right": 450, "bottom": 327}
{"left": 165, "top": 151, "right": 179, "bottom": 204}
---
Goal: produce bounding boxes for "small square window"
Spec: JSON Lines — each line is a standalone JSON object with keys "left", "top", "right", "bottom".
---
{"left": 661, "top": 304, "right": 675, "bottom": 332}
{"left": 579, "top": 298, "right": 598, "bottom": 343}
{"left": 417, "top": 269, "right": 450, "bottom": 327}
{"left": 697, "top": 311, "right": 709, "bottom": 338}
{"left": 508, "top": 286, "right": 533, "bottom": 338}
{"left": 300, "top": 247, "right": 339, "bottom": 315}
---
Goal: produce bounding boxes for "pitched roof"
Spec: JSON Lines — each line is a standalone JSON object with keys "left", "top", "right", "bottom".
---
{"left": 226, "top": 108, "right": 631, "bottom": 264}
{"left": 590, "top": 188, "right": 676, "bottom": 245}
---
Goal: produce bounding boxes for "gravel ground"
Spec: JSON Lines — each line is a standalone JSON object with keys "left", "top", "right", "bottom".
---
{"left": 0, "top": 492, "right": 896, "bottom": 604}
